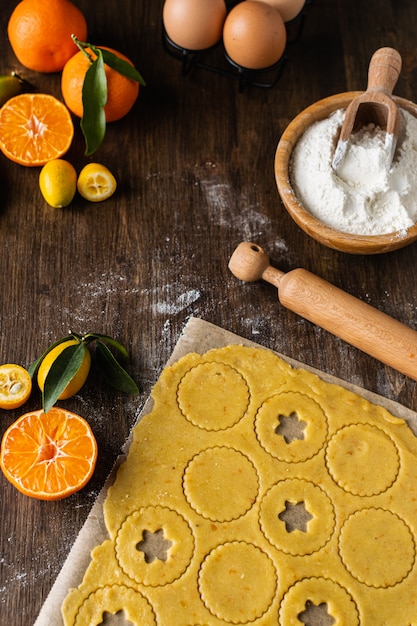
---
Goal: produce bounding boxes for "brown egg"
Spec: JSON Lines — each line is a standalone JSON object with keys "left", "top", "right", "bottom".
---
{"left": 262, "top": 0, "right": 305, "bottom": 22}
{"left": 223, "top": 0, "right": 287, "bottom": 70}
{"left": 163, "top": 0, "right": 227, "bottom": 51}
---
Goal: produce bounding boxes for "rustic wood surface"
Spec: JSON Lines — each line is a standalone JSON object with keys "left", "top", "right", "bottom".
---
{"left": 1, "top": 0, "right": 417, "bottom": 623}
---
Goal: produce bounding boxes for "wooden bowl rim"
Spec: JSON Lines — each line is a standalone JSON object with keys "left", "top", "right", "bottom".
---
{"left": 275, "top": 92, "right": 417, "bottom": 254}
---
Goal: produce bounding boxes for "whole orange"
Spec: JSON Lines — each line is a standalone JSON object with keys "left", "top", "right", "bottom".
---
{"left": 7, "top": 0, "right": 87, "bottom": 73}
{"left": 61, "top": 47, "right": 140, "bottom": 122}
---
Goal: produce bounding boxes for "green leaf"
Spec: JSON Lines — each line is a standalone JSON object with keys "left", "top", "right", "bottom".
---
{"left": 83, "top": 332, "right": 129, "bottom": 358}
{"left": 95, "top": 341, "right": 139, "bottom": 394}
{"left": 100, "top": 48, "right": 146, "bottom": 85}
{"left": 28, "top": 334, "right": 74, "bottom": 379}
{"left": 43, "top": 343, "right": 88, "bottom": 413}
{"left": 81, "top": 51, "right": 107, "bottom": 156}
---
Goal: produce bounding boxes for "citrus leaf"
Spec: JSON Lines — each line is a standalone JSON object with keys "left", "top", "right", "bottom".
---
{"left": 43, "top": 343, "right": 88, "bottom": 413}
{"left": 81, "top": 51, "right": 107, "bottom": 156}
{"left": 99, "top": 48, "right": 146, "bottom": 85}
{"left": 28, "top": 334, "right": 74, "bottom": 379}
{"left": 84, "top": 333, "right": 129, "bottom": 358}
{"left": 95, "top": 341, "right": 139, "bottom": 394}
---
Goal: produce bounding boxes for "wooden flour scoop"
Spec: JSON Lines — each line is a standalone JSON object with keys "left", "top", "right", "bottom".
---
{"left": 332, "top": 47, "right": 402, "bottom": 171}
{"left": 229, "top": 242, "right": 417, "bottom": 382}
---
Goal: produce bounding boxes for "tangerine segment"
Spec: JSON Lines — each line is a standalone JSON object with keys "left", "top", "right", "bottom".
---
{"left": 0, "top": 93, "right": 74, "bottom": 166}
{"left": 0, "top": 364, "right": 32, "bottom": 410}
{"left": 0, "top": 408, "right": 97, "bottom": 500}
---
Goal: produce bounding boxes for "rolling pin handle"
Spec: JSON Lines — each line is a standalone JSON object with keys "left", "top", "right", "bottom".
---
{"left": 228, "top": 242, "right": 284, "bottom": 288}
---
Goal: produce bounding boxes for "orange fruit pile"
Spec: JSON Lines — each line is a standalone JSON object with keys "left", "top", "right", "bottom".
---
{"left": 61, "top": 46, "right": 140, "bottom": 122}
{"left": 0, "top": 93, "right": 74, "bottom": 166}
{"left": 6, "top": 1, "right": 143, "bottom": 164}
{"left": 7, "top": 0, "right": 87, "bottom": 73}
{"left": 0, "top": 408, "right": 98, "bottom": 500}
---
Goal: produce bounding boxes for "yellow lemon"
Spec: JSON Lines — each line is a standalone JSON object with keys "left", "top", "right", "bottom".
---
{"left": 77, "top": 163, "right": 117, "bottom": 202}
{"left": 39, "top": 159, "right": 77, "bottom": 208}
{"left": 37, "top": 339, "right": 91, "bottom": 400}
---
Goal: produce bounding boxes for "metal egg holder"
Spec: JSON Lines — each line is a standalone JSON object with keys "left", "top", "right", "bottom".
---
{"left": 162, "top": 0, "right": 314, "bottom": 91}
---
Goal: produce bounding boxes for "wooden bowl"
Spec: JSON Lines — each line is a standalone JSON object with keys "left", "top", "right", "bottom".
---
{"left": 275, "top": 92, "right": 417, "bottom": 254}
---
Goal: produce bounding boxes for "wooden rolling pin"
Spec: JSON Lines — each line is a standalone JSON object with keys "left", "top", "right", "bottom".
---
{"left": 229, "top": 242, "right": 417, "bottom": 381}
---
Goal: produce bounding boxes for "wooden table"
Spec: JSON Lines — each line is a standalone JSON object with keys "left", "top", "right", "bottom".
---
{"left": 1, "top": 0, "right": 417, "bottom": 623}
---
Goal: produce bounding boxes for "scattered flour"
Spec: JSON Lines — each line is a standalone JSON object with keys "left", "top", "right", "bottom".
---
{"left": 153, "top": 288, "right": 201, "bottom": 315}
{"left": 290, "top": 108, "right": 417, "bottom": 235}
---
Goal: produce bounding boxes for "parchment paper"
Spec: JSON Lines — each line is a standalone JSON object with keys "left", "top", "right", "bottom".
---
{"left": 34, "top": 317, "right": 417, "bottom": 625}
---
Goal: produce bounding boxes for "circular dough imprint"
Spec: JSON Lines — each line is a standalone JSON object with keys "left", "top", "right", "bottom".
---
{"left": 325, "top": 423, "right": 400, "bottom": 496}
{"left": 255, "top": 392, "right": 328, "bottom": 462}
{"left": 198, "top": 541, "right": 277, "bottom": 623}
{"left": 279, "top": 577, "right": 360, "bottom": 625}
{"left": 259, "top": 478, "right": 335, "bottom": 555}
{"left": 339, "top": 508, "right": 415, "bottom": 588}
{"left": 74, "top": 585, "right": 156, "bottom": 625}
{"left": 115, "top": 506, "right": 194, "bottom": 587}
{"left": 177, "top": 362, "right": 250, "bottom": 431}
{"left": 183, "top": 446, "right": 259, "bottom": 522}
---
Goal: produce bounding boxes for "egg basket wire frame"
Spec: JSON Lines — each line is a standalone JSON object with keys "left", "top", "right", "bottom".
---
{"left": 162, "top": 0, "right": 312, "bottom": 91}
{"left": 162, "top": 27, "right": 288, "bottom": 91}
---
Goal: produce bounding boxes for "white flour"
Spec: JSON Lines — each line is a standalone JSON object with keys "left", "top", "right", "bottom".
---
{"left": 290, "top": 108, "right": 417, "bottom": 235}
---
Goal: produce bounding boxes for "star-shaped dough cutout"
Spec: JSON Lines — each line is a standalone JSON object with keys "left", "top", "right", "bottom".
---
{"left": 278, "top": 500, "right": 313, "bottom": 533}
{"left": 298, "top": 600, "right": 335, "bottom": 625}
{"left": 275, "top": 412, "right": 307, "bottom": 444}
{"left": 136, "top": 529, "right": 172, "bottom": 563}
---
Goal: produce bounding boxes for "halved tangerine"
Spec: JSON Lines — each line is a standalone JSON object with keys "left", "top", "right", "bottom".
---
{"left": 0, "top": 407, "right": 98, "bottom": 500}
{"left": 0, "top": 364, "right": 32, "bottom": 410}
{"left": 77, "top": 163, "right": 117, "bottom": 202}
{"left": 0, "top": 93, "right": 74, "bottom": 166}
